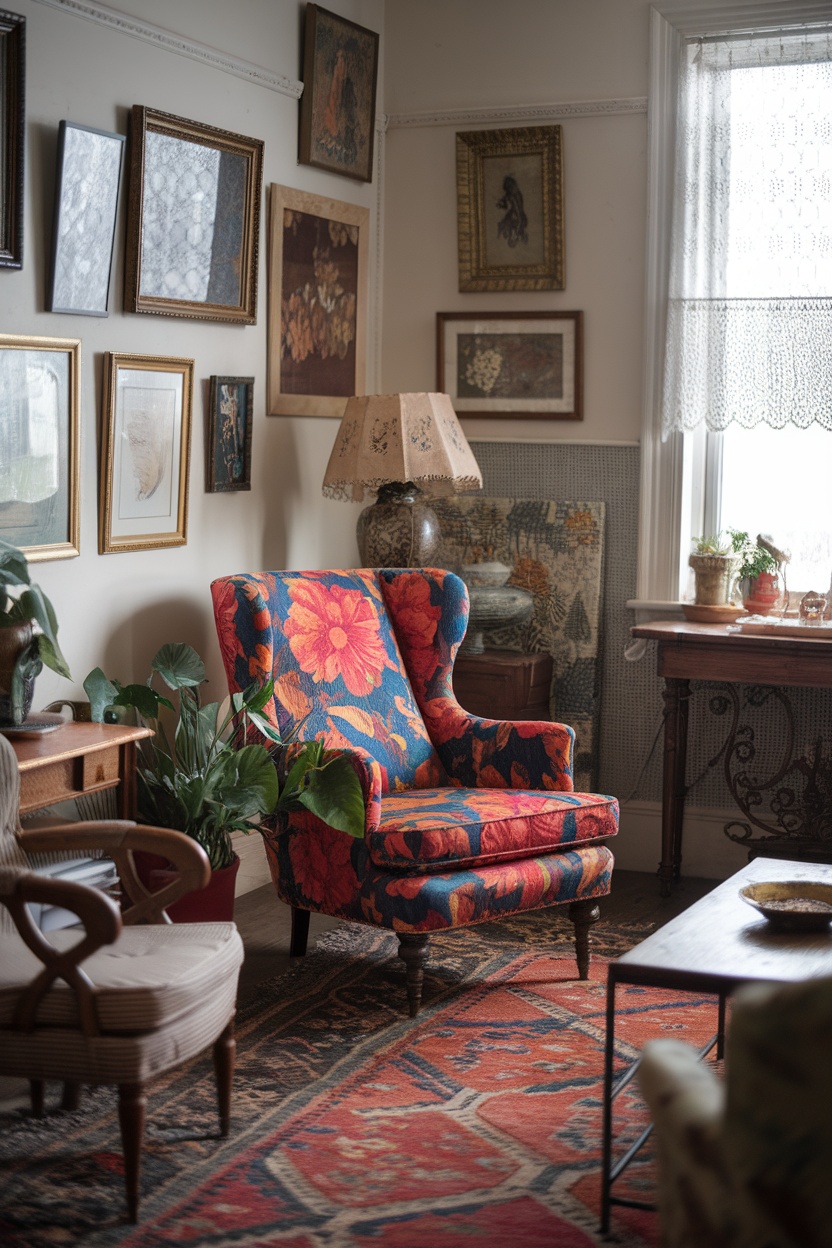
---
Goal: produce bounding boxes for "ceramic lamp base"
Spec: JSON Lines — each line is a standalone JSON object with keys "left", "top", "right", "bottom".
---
{"left": 356, "top": 482, "right": 440, "bottom": 567}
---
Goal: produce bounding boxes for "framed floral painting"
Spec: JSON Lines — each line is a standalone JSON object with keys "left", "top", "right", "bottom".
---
{"left": 268, "top": 183, "right": 368, "bottom": 418}
{"left": 437, "top": 311, "right": 583, "bottom": 420}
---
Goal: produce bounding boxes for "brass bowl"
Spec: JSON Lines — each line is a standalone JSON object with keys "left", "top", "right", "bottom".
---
{"left": 740, "top": 881, "right": 832, "bottom": 932}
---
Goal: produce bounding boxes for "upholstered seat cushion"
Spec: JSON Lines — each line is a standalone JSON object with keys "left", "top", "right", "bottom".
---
{"left": 0, "top": 922, "right": 243, "bottom": 1033}
{"left": 366, "top": 788, "right": 619, "bottom": 872}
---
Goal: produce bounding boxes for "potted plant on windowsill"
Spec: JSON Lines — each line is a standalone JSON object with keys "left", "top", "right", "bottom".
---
{"left": 84, "top": 643, "right": 364, "bottom": 921}
{"left": 688, "top": 534, "right": 742, "bottom": 608}
{"left": 728, "top": 529, "right": 781, "bottom": 615}
{"left": 0, "top": 539, "right": 72, "bottom": 726}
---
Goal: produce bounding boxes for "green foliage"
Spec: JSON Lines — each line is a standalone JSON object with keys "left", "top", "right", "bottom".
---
{"left": 691, "top": 530, "right": 777, "bottom": 582}
{"left": 0, "top": 538, "right": 71, "bottom": 723}
{"left": 84, "top": 643, "right": 364, "bottom": 870}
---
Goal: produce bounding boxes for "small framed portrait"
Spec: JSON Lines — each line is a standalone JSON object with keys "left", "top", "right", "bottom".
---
{"left": 100, "top": 352, "right": 193, "bottom": 553}
{"left": 456, "top": 125, "right": 564, "bottom": 292}
{"left": 207, "top": 376, "right": 253, "bottom": 492}
{"left": 437, "top": 311, "right": 583, "bottom": 420}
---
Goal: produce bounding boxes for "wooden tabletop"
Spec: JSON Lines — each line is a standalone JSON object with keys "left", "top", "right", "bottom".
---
{"left": 631, "top": 619, "right": 832, "bottom": 686}
{"left": 613, "top": 857, "right": 832, "bottom": 992}
{"left": 9, "top": 721, "right": 152, "bottom": 771}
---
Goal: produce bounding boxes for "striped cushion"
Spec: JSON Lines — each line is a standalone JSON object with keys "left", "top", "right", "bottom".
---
{"left": 0, "top": 922, "right": 243, "bottom": 1032}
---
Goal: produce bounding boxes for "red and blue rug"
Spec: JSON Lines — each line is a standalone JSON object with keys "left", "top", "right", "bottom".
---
{"left": 0, "top": 911, "right": 719, "bottom": 1246}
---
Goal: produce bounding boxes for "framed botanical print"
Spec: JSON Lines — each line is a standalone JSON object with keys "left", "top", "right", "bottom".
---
{"left": 124, "top": 106, "right": 264, "bottom": 323}
{"left": 0, "top": 334, "right": 80, "bottom": 560}
{"left": 206, "top": 376, "right": 253, "bottom": 492}
{"left": 299, "top": 4, "right": 379, "bottom": 183}
{"left": 48, "top": 121, "right": 125, "bottom": 316}
{"left": 437, "top": 311, "right": 583, "bottom": 420}
{"left": 100, "top": 353, "right": 193, "bottom": 553}
{"left": 456, "top": 125, "right": 564, "bottom": 292}
{"left": 0, "top": 9, "right": 24, "bottom": 270}
{"left": 268, "top": 183, "right": 368, "bottom": 418}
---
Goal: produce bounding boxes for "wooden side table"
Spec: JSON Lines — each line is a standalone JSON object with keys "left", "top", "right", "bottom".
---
{"left": 452, "top": 649, "right": 553, "bottom": 720}
{"left": 9, "top": 721, "right": 153, "bottom": 818}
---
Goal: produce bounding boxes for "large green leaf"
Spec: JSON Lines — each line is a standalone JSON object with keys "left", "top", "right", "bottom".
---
{"left": 226, "top": 744, "right": 279, "bottom": 817}
{"left": 299, "top": 757, "right": 365, "bottom": 837}
{"left": 0, "top": 540, "right": 31, "bottom": 586}
{"left": 83, "top": 668, "right": 120, "bottom": 722}
{"left": 151, "top": 642, "right": 205, "bottom": 690}
{"left": 17, "top": 585, "right": 71, "bottom": 678}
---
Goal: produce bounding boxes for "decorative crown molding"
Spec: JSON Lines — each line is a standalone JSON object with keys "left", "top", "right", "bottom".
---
{"left": 32, "top": 0, "right": 303, "bottom": 99}
{"left": 386, "top": 97, "right": 647, "bottom": 130}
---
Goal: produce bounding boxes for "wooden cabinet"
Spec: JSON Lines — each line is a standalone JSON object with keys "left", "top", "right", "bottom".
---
{"left": 452, "top": 649, "right": 553, "bottom": 721}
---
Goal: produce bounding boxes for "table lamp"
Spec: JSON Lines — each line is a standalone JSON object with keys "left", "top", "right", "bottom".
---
{"left": 322, "top": 392, "right": 483, "bottom": 566}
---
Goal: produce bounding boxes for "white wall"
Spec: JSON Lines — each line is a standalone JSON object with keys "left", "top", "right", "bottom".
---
{"left": 381, "top": 0, "right": 652, "bottom": 445}
{"left": 1, "top": 0, "right": 382, "bottom": 705}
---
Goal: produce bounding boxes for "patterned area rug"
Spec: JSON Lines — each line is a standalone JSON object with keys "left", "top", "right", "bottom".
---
{"left": 0, "top": 911, "right": 719, "bottom": 1246}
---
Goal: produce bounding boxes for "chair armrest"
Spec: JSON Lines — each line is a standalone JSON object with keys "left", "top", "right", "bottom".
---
{"left": 278, "top": 741, "right": 382, "bottom": 835}
{"left": 17, "top": 821, "right": 211, "bottom": 925}
{"left": 0, "top": 866, "right": 122, "bottom": 1034}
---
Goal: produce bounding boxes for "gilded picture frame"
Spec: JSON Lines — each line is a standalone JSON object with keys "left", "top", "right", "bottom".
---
{"left": 268, "top": 183, "right": 368, "bottom": 418}
{"left": 124, "top": 106, "right": 264, "bottom": 323}
{"left": 0, "top": 333, "right": 80, "bottom": 560}
{"left": 299, "top": 4, "right": 379, "bottom": 183}
{"left": 437, "top": 311, "right": 583, "bottom": 420}
{"left": 100, "top": 353, "right": 193, "bottom": 554}
{"left": 456, "top": 125, "right": 564, "bottom": 292}
{"left": 0, "top": 9, "right": 25, "bottom": 270}
{"left": 206, "top": 375, "right": 253, "bottom": 493}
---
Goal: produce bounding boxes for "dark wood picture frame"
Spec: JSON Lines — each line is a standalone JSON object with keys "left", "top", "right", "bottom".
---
{"left": 299, "top": 4, "right": 379, "bottom": 183}
{"left": 124, "top": 106, "right": 263, "bottom": 323}
{"left": 437, "top": 310, "right": 583, "bottom": 420}
{"left": 206, "top": 375, "right": 253, "bottom": 493}
{"left": 0, "top": 9, "right": 25, "bottom": 270}
{"left": 456, "top": 125, "right": 564, "bottom": 292}
{"left": 48, "top": 121, "right": 125, "bottom": 316}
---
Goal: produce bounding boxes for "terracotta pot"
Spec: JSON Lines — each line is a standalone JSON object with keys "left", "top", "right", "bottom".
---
{"left": 741, "top": 571, "right": 782, "bottom": 615}
{"left": 132, "top": 849, "right": 240, "bottom": 922}
{"left": 0, "top": 621, "right": 36, "bottom": 726}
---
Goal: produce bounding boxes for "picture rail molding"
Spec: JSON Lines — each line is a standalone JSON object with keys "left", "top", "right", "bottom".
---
{"left": 31, "top": 0, "right": 303, "bottom": 99}
{"left": 386, "top": 97, "right": 647, "bottom": 130}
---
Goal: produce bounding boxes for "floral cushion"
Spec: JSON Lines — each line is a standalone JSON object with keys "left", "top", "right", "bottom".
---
{"left": 366, "top": 787, "right": 619, "bottom": 872}
{"left": 212, "top": 569, "right": 446, "bottom": 792}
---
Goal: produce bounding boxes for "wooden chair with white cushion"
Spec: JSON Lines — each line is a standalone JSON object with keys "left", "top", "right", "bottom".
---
{"left": 0, "top": 732, "right": 244, "bottom": 1222}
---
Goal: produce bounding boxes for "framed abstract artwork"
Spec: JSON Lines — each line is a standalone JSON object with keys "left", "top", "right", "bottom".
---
{"left": 268, "top": 183, "right": 368, "bottom": 418}
{"left": 437, "top": 311, "right": 583, "bottom": 420}
{"left": 456, "top": 125, "right": 564, "bottom": 292}
{"left": 48, "top": 121, "right": 125, "bottom": 316}
{"left": 299, "top": 4, "right": 379, "bottom": 183}
{"left": 100, "top": 353, "right": 193, "bottom": 553}
{"left": 124, "top": 106, "right": 263, "bottom": 323}
{"left": 206, "top": 375, "right": 253, "bottom": 492}
{"left": 0, "top": 9, "right": 25, "bottom": 269}
{"left": 0, "top": 334, "right": 80, "bottom": 560}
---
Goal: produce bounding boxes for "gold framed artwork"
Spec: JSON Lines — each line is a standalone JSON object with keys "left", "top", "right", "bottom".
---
{"left": 456, "top": 125, "right": 564, "bottom": 292}
{"left": 0, "top": 333, "right": 80, "bottom": 561}
{"left": 124, "top": 106, "right": 264, "bottom": 323}
{"left": 100, "top": 353, "right": 193, "bottom": 554}
{"left": 299, "top": 4, "right": 379, "bottom": 183}
{"left": 268, "top": 183, "right": 368, "bottom": 418}
{"left": 437, "top": 311, "right": 583, "bottom": 420}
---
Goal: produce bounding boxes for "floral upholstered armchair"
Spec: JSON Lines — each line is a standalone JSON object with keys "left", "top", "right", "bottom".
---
{"left": 211, "top": 568, "right": 619, "bottom": 1014}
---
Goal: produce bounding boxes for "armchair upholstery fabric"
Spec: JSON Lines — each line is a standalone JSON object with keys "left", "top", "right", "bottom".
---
{"left": 0, "top": 733, "right": 244, "bottom": 1221}
{"left": 212, "top": 567, "right": 618, "bottom": 1011}
{"left": 638, "top": 975, "right": 832, "bottom": 1248}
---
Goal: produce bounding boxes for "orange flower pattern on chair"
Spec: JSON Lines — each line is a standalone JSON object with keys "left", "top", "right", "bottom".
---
{"left": 211, "top": 567, "right": 618, "bottom": 934}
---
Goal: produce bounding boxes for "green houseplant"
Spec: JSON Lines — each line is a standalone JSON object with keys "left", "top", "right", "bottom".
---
{"left": 83, "top": 643, "right": 365, "bottom": 878}
{"left": 0, "top": 538, "right": 72, "bottom": 725}
{"left": 689, "top": 530, "right": 777, "bottom": 607}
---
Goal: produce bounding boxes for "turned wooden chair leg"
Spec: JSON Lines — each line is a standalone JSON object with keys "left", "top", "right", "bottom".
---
{"left": 29, "top": 1079, "right": 44, "bottom": 1117}
{"left": 118, "top": 1082, "right": 147, "bottom": 1224}
{"left": 212, "top": 1020, "right": 236, "bottom": 1137}
{"left": 290, "top": 906, "right": 310, "bottom": 957}
{"left": 61, "top": 1080, "right": 81, "bottom": 1111}
{"left": 397, "top": 933, "right": 430, "bottom": 1017}
{"left": 569, "top": 898, "right": 601, "bottom": 979}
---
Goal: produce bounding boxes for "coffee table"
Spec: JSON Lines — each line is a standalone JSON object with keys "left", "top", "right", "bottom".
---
{"left": 601, "top": 856, "right": 832, "bottom": 1233}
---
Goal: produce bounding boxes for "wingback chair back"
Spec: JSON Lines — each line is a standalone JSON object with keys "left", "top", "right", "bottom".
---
{"left": 212, "top": 567, "right": 618, "bottom": 1014}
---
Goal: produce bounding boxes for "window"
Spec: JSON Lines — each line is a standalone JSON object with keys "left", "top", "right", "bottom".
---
{"left": 636, "top": 2, "right": 832, "bottom": 607}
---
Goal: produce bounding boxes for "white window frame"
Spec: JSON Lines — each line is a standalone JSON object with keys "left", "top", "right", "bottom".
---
{"left": 633, "top": 0, "right": 832, "bottom": 614}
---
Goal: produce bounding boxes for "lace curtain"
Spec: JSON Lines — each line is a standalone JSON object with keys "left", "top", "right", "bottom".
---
{"left": 661, "top": 27, "right": 832, "bottom": 437}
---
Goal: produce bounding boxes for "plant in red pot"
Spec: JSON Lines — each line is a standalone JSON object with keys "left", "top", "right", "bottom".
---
{"left": 84, "top": 644, "right": 364, "bottom": 921}
{"left": 728, "top": 529, "right": 782, "bottom": 615}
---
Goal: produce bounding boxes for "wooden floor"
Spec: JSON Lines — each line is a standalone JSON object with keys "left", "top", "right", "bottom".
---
{"left": 0, "top": 869, "right": 715, "bottom": 1112}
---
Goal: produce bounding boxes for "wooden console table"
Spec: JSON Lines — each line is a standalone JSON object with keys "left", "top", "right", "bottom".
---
{"left": 631, "top": 620, "right": 832, "bottom": 895}
{"left": 9, "top": 721, "right": 152, "bottom": 819}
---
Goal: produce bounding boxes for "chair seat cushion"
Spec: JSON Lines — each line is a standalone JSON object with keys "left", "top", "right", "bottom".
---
{"left": 366, "top": 787, "right": 618, "bottom": 872}
{"left": 0, "top": 921, "right": 243, "bottom": 1034}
